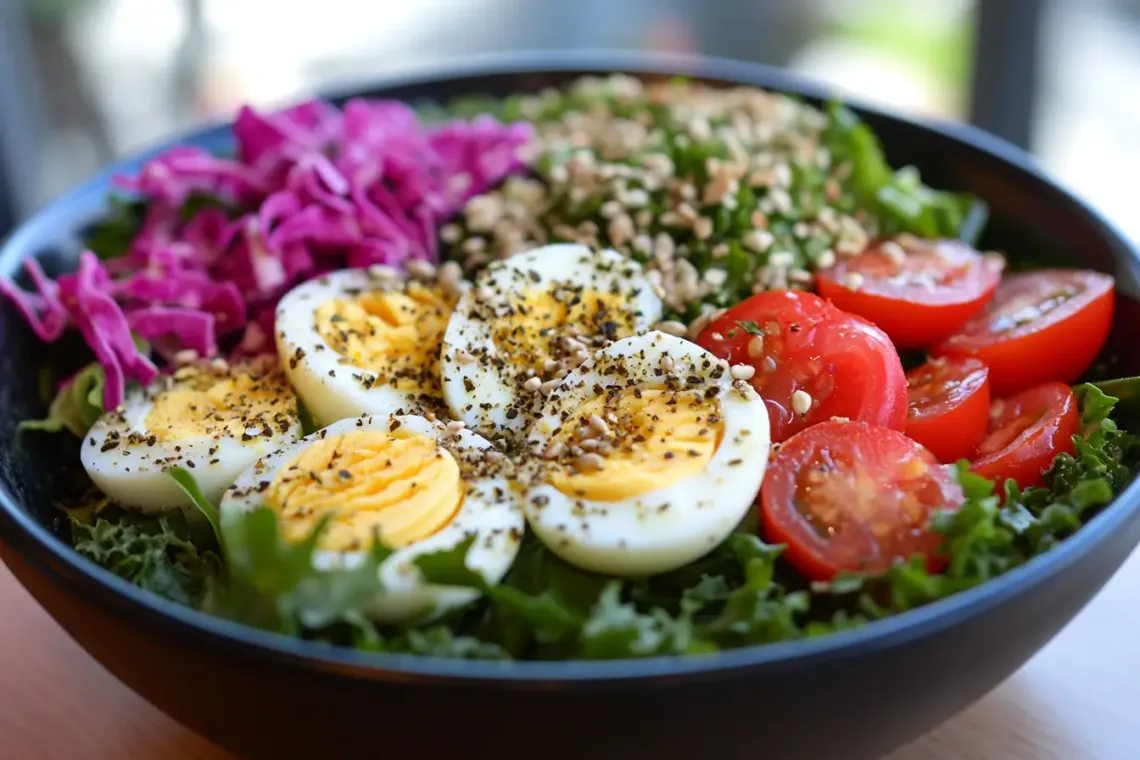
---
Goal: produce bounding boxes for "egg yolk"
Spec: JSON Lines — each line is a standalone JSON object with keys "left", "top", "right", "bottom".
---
{"left": 315, "top": 283, "right": 457, "bottom": 393}
{"left": 492, "top": 287, "right": 639, "bottom": 373}
{"left": 143, "top": 364, "right": 295, "bottom": 443}
{"left": 546, "top": 388, "right": 724, "bottom": 501}
{"left": 265, "top": 430, "right": 463, "bottom": 551}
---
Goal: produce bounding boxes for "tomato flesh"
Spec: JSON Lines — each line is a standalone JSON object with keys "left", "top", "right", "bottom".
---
{"left": 970, "top": 382, "right": 1079, "bottom": 490}
{"left": 696, "top": 290, "right": 907, "bottom": 443}
{"left": 760, "top": 421, "right": 963, "bottom": 581}
{"left": 905, "top": 357, "right": 991, "bottom": 464}
{"left": 815, "top": 238, "right": 1003, "bottom": 349}
{"left": 932, "top": 269, "right": 1114, "bottom": 397}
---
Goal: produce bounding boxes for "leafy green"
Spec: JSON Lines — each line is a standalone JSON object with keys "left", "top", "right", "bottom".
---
{"left": 296, "top": 400, "right": 319, "bottom": 436}
{"left": 21, "top": 335, "right": 150, "bottom": 438}
{"left": 166, "top": 466, "right": 221, "bottom": 547}
{"left": 20, "top": 361, "right": 105, "bottom": 437}
{"left": 83, "top": 197, "right": 147, "bottom": 260}
{"left": 207, "top": 507, "right": 393, "bottom": 636}
{"left": 820, "top": 100, "right": 988, "bottom": 244}
{"left": 70, "top": 508, "right": 221, "bottom": 607}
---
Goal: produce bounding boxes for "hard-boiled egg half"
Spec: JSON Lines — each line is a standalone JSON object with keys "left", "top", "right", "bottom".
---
{"left": 523, "top": 331, "right": 771, "bottom": 576}
{"left": 275, "top": 263, "right": 466, "bottom": 428}
{"left": 81, "top": 356, "right": 302, "bottom": 513}
{"left": 219, "top": 414, "right": 525, "bottom": 624}
{"left": 440, "top": 244, "right": 663, "bottom": 438}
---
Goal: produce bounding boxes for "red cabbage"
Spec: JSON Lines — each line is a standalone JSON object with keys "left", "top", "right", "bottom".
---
{"left": 2, "top": 96, "right": 533, "bottom": 413}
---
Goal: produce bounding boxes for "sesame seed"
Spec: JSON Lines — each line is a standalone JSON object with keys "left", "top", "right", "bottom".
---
{"left": 843, "top": 272, "right": 865, "bottom": 291}
{"left": 881, "top": 240, "right": 907, "bottom": 265}
{"left": 747, "top": 335, "right": 765, "bottom": 358}
{"left": 654, "top": 320, "right": 688, "bottom": 337}
{"left": 817, "top": 249, "right": 837, "bottom": 269}
{"left": 693, "top": 217, "right": 714, "bottom": 240}
{"left": 438, "top": 261, "right": 463, "bottom": 284}
{"left": 173, "top": 349, "right": 199, "bottom": 366}
{"left": 368, "top": 264, "right": 400, "bottom": 280}
{"left": 577, "top": 453, "right": 605, "bottom": 472}
{"left": 540, "top": 379, "right": 561, "bottom": 394}
{"left": 769, "top": 251, "right": 795, "bottom": 268}
{"left": 704, "top": 268, "right": 728, "bottom": 287}
{"left": 743, "top": 229, "right": 774, "bottom": 253}
{"left": 600, "top": 200, "right": 622, "bottom": 219}
{"left": 523, "top": 376, "right": 543, "bottom": 392}
{"left": 792, "top": 389, "right": 813, "bottom": 415}
{"left": 588, "top": 414, "right": 609, "bottom": 436}
{"left": 476, "top": 285, "right": 495, "bottom": 302}
{"left": 439, "top": 224, "right": 461, "bottom": 244}
{"left": 579, "top": 438, "right": 599, "bottom": 451}
{"left": 660, "top": 354, "right": 675, "bottom": 372}
{"left": 730, "top": 364, "right": 756, "bottom": 381}
{"left": 446, "top": 420, "right": 466, "bottom": 434}
{"left": 543, "top": 441, "right": 566, "bottom": 459}
{"left": 455, "top": 350, "right": 475, "bottom": 365}
{"left": 406, "top": 259, "right": 436, "bottom": 279}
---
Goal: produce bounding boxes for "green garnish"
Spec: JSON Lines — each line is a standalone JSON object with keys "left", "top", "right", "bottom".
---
{"left": 69, "top": 507, "right": 221, "bottom": 608}
{"left": 21, "top": 335, "right": 150, "bottom": 438}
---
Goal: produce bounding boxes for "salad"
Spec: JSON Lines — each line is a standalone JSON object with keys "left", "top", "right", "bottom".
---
{"left": 3, "top": 74, "right": 1137, "bottom": 661}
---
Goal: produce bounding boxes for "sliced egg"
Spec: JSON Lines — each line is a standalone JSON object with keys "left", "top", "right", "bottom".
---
{"left": 274, "top": 264, "right": 466, "bottom": 428}
{"left": 81, "top": 356, "right": 302, "bottom": 513}
{"left": 219, "top": 414, "right": 524, "bottom": 624}
{"left": 523, "top": 331, "right": 770, "bottom": 576}
{"left": 440, "top": 243, "right": 663, "bottom": 438}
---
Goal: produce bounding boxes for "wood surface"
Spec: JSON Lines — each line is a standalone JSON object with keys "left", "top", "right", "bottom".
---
{"left": 2, "top": 550, "right": 1137, "bottom": 760}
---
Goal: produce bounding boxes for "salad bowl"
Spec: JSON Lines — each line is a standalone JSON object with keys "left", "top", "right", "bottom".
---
{"left": 1, "top": 51, "right": 1139, "bottom": 760}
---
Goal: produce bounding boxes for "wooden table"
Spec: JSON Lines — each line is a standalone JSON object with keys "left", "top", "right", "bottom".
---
{"left": 3, "top": 551, "right": 1138, "bottom": 760}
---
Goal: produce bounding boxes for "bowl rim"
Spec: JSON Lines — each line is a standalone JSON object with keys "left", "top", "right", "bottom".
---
{"left": 3, "top": 48, "right": 1140, "bottom": 688}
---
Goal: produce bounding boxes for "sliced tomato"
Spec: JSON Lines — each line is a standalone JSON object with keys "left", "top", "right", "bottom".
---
{"left": 815, "top": 238, "right": 1003, "bottom": 349}
{"left": 760, "top": 420, "right": 963, "bottom": 581}
{"left": 905, "top": 357, "right": 991, "bottom": 464}
{"left": 970, "top": 382, "right": 1079, "bottom": 490}
{"left": 696, "top": 290, "right": 906, "bottom": 443}
{"left": 932, "top": 269, "right": 1114, "bottom": 397}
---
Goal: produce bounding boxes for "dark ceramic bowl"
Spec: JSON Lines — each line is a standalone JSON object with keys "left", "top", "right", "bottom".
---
{"left": 2, "top": 51, "right": 1139, "bottom": 760}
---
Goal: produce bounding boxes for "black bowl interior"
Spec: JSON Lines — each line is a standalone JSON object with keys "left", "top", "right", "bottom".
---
{"left": 2, "top": 52, "right": 1140, "bottom": 760}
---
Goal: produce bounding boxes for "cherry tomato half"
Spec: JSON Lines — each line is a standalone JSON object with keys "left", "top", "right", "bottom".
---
{"left": 760, "top": 420, "right": 964, "bottom": 581}
{"left": 815, "top": 238, "right": 1003, "bottom": 349}
{"left": 696, "top": 290, "right": 907, "bottom": 443}
{"left": 970, "top": 382, "right": 1079, "bottom": 490}
{"left": 932, "top": 269, "right": 1114, "bottom": 397}
{"left": 905, "top": 357, "right": 991, "bottom": 464}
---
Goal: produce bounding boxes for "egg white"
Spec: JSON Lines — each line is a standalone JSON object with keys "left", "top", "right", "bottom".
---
{"left": 440, "top": 243, "right": 663, "bottom": 438}
{"left": 524, "top": 331, "right": 771, "bottom": 576}
{"left": 274, "top": 267, "right": 465, "bottom": 428}
{"left": 219, "top": 414, "right": 525, "bottom": 625}
{"left": 81, "top": 362, "right": 303, "bottom": 514}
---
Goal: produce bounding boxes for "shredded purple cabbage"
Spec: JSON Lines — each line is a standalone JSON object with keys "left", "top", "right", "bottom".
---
{"left": 1, "top": 97, "right": 532, "bottom": 411}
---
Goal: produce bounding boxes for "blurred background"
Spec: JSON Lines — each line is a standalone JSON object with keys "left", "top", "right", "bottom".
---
{"left": 2, "top": 0, "right": 1139, "bottom": 242}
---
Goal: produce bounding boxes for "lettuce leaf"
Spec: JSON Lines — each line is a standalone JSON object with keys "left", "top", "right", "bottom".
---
{"left": 21, "top": 334, "right": 150, "bottom": 438}
{"left": 821, "top": 100, "right": 988, "bottom": 245}
{"left": 70, "top": 508, "right": 221, "bottom": 607}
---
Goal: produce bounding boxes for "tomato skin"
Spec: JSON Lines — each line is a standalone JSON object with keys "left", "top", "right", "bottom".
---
{"left": 932, "top": 269, "right": 1115, "bottom": 397}
{"left": 760, "top": 420, "right": 963, "bottom": 581}
{"left": 905, "top": 358, "right": 991, "bottom": 464}
{"left": 696, "top": 290, "right": 907, "bottom": 444}
{"left": 815, "top": 238, "right": 1003, "bottom": 349}
{"left": 970, "top": 382, "right": 1079, "bottom": 490}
